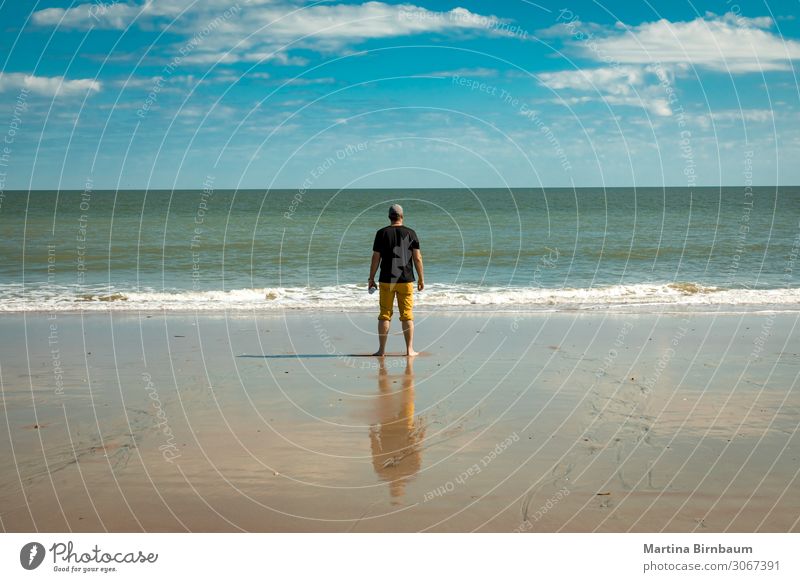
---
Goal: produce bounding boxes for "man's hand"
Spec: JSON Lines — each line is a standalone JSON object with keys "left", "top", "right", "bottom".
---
{"left": 412, "top": 249, "right": 424, "bottom": 292}
{"left": 369, "top": 251, "right": 380, "bottom": 291}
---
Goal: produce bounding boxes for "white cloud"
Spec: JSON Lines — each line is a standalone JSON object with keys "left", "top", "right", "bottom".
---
{"left": 586, "top": 12, "right": 800, "bottom": 73}
{"left": 710, "top": 109, "right": 775, "bottom": 122}
{"left": 282, "top": 76, "right": 337, "bottom": 86}
{"left": 537, "top": 12, "right": 800, "bottom": 120}
{"left": 689, "top": 108, "right": 776, "bottom": 131}
{"left": 539, "top": 66, "right": 644, "bottom": 95}
{"left": 32, "top": 1, "right": 512, "bottom": 64}
{"left": 538, "top": 66, "right": 672, "bottom": 117}
{"left": 111, "top": 69, "right": 276, "bottom": 100}
{"left": 428, "top": 67, "right": 498, "bottom": 78}
{"left": 212, "top": 71, "right": 272, "bottom": 83}
{"left": 0, "top": 73, "right": 101, "bottom": 96}
{"left": 32, "top": 3, "right": 141, "bottom": 28}
{"left": 31, "top": 0, "right": 239, "bottom": 28}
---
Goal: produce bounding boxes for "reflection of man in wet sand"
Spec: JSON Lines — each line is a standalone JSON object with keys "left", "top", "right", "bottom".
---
{"left": 369, "top": 358, "right": 425, "bottom": 503}
{"left": 368, "top": 204, "right": 424, "bottom": 356}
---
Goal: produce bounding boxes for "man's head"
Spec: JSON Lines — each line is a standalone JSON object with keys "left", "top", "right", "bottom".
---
{"left": 389, "top": 203, "right": 403, "bottom": 223}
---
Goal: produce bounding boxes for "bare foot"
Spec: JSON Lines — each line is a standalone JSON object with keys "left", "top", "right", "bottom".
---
{"left": 406, "top": 349, "right": 419, "bottom": 357}
{"left": 372, "top": 351, "right": 385, "bottom": 357}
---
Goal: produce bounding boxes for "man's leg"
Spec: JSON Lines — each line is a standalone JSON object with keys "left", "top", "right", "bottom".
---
{"left": 375, "top": 320, "right": 390, "bottom": 356}
{"left": 375, "top": 283, "right": 393, "bottom": 356}
{"left": 398, "top": 283, "right": 418, "bottom": 356}
{"left": 401, "top": 320, "right": 417, "bottom": 357}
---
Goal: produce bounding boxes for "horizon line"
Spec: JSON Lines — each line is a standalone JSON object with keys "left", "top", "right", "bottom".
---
{"left": 6, "top": 184, "right": 798, "bottom": 192}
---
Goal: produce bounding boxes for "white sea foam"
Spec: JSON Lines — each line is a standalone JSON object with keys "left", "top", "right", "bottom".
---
{"left": 1, "top": 282, "right": 799, "bottom": 313}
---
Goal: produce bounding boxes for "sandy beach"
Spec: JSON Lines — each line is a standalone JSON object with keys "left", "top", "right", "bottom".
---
{"left": 0, "top": 309, "right": 797, "bottom": 532}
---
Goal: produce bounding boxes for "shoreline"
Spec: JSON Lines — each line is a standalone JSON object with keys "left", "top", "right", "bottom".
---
{"left": 3, "top": 280, "right": 800, "bottom": 315}
{"left": 3, "top": 303, "right": 800, "bottom": 315}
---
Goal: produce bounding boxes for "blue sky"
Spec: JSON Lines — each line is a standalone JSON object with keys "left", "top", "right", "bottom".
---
{"left": 1, "top": 0, "right": 799, "bottom": 189}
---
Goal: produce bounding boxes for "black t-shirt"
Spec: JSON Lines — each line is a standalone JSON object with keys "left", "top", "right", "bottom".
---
{"left": 372, "top": 225, "right": 420, "bottom": 283}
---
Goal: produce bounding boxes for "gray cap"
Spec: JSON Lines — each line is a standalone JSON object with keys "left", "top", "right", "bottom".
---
{"left": 388, "top": 203, "right": 403, "bottom": 218}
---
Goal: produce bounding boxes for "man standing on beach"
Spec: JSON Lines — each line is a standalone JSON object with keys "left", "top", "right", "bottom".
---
{"left": 368, "top": 204, "right": 424, "bottom": 357}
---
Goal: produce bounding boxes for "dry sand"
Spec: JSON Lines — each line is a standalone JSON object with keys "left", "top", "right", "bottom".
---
{"left": 0, "top": 310, "right": 798, "bottom": 532}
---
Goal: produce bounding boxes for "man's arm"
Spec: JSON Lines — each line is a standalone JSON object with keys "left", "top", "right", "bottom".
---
{"left": 412, "top": 248, "right": 424, "bottom": 291}
{"left": 368, "top": 251, "right": 380, "bottom": 289}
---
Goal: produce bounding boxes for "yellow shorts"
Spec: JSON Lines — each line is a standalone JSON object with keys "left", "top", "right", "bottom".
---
{"left": 378, "top": 282, "right": 414, "bottom": 321}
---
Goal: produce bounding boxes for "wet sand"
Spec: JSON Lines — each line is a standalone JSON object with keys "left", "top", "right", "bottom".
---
{"left": 0, "top": 310, "right": 798, "bottom": 532}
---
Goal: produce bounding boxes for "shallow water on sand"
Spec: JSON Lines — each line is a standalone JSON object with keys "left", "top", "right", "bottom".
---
{"left": 0, "top": 312, "right": 798, "bottom": 532}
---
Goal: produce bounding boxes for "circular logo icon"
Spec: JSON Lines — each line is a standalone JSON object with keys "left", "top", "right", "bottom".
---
{"left": 20, "top": 542, "right": 46, "bottom": 570}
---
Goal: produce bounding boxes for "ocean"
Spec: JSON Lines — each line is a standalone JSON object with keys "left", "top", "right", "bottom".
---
{"left": 1, "top": 187, "right": 798, "bottom": 312}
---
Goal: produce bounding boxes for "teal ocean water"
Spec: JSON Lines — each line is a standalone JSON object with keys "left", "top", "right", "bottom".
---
{"left": 1, "top": 187, "right": 798, "bottom": 312}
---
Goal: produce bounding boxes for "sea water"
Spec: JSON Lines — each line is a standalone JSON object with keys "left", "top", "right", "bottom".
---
{"left": 0, "top": 187, "right": 798, "bottom": 312}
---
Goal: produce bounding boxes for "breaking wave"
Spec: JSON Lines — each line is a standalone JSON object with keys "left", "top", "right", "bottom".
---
{"left": 1, "top": 282, "right": 799, "bottom": 313}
